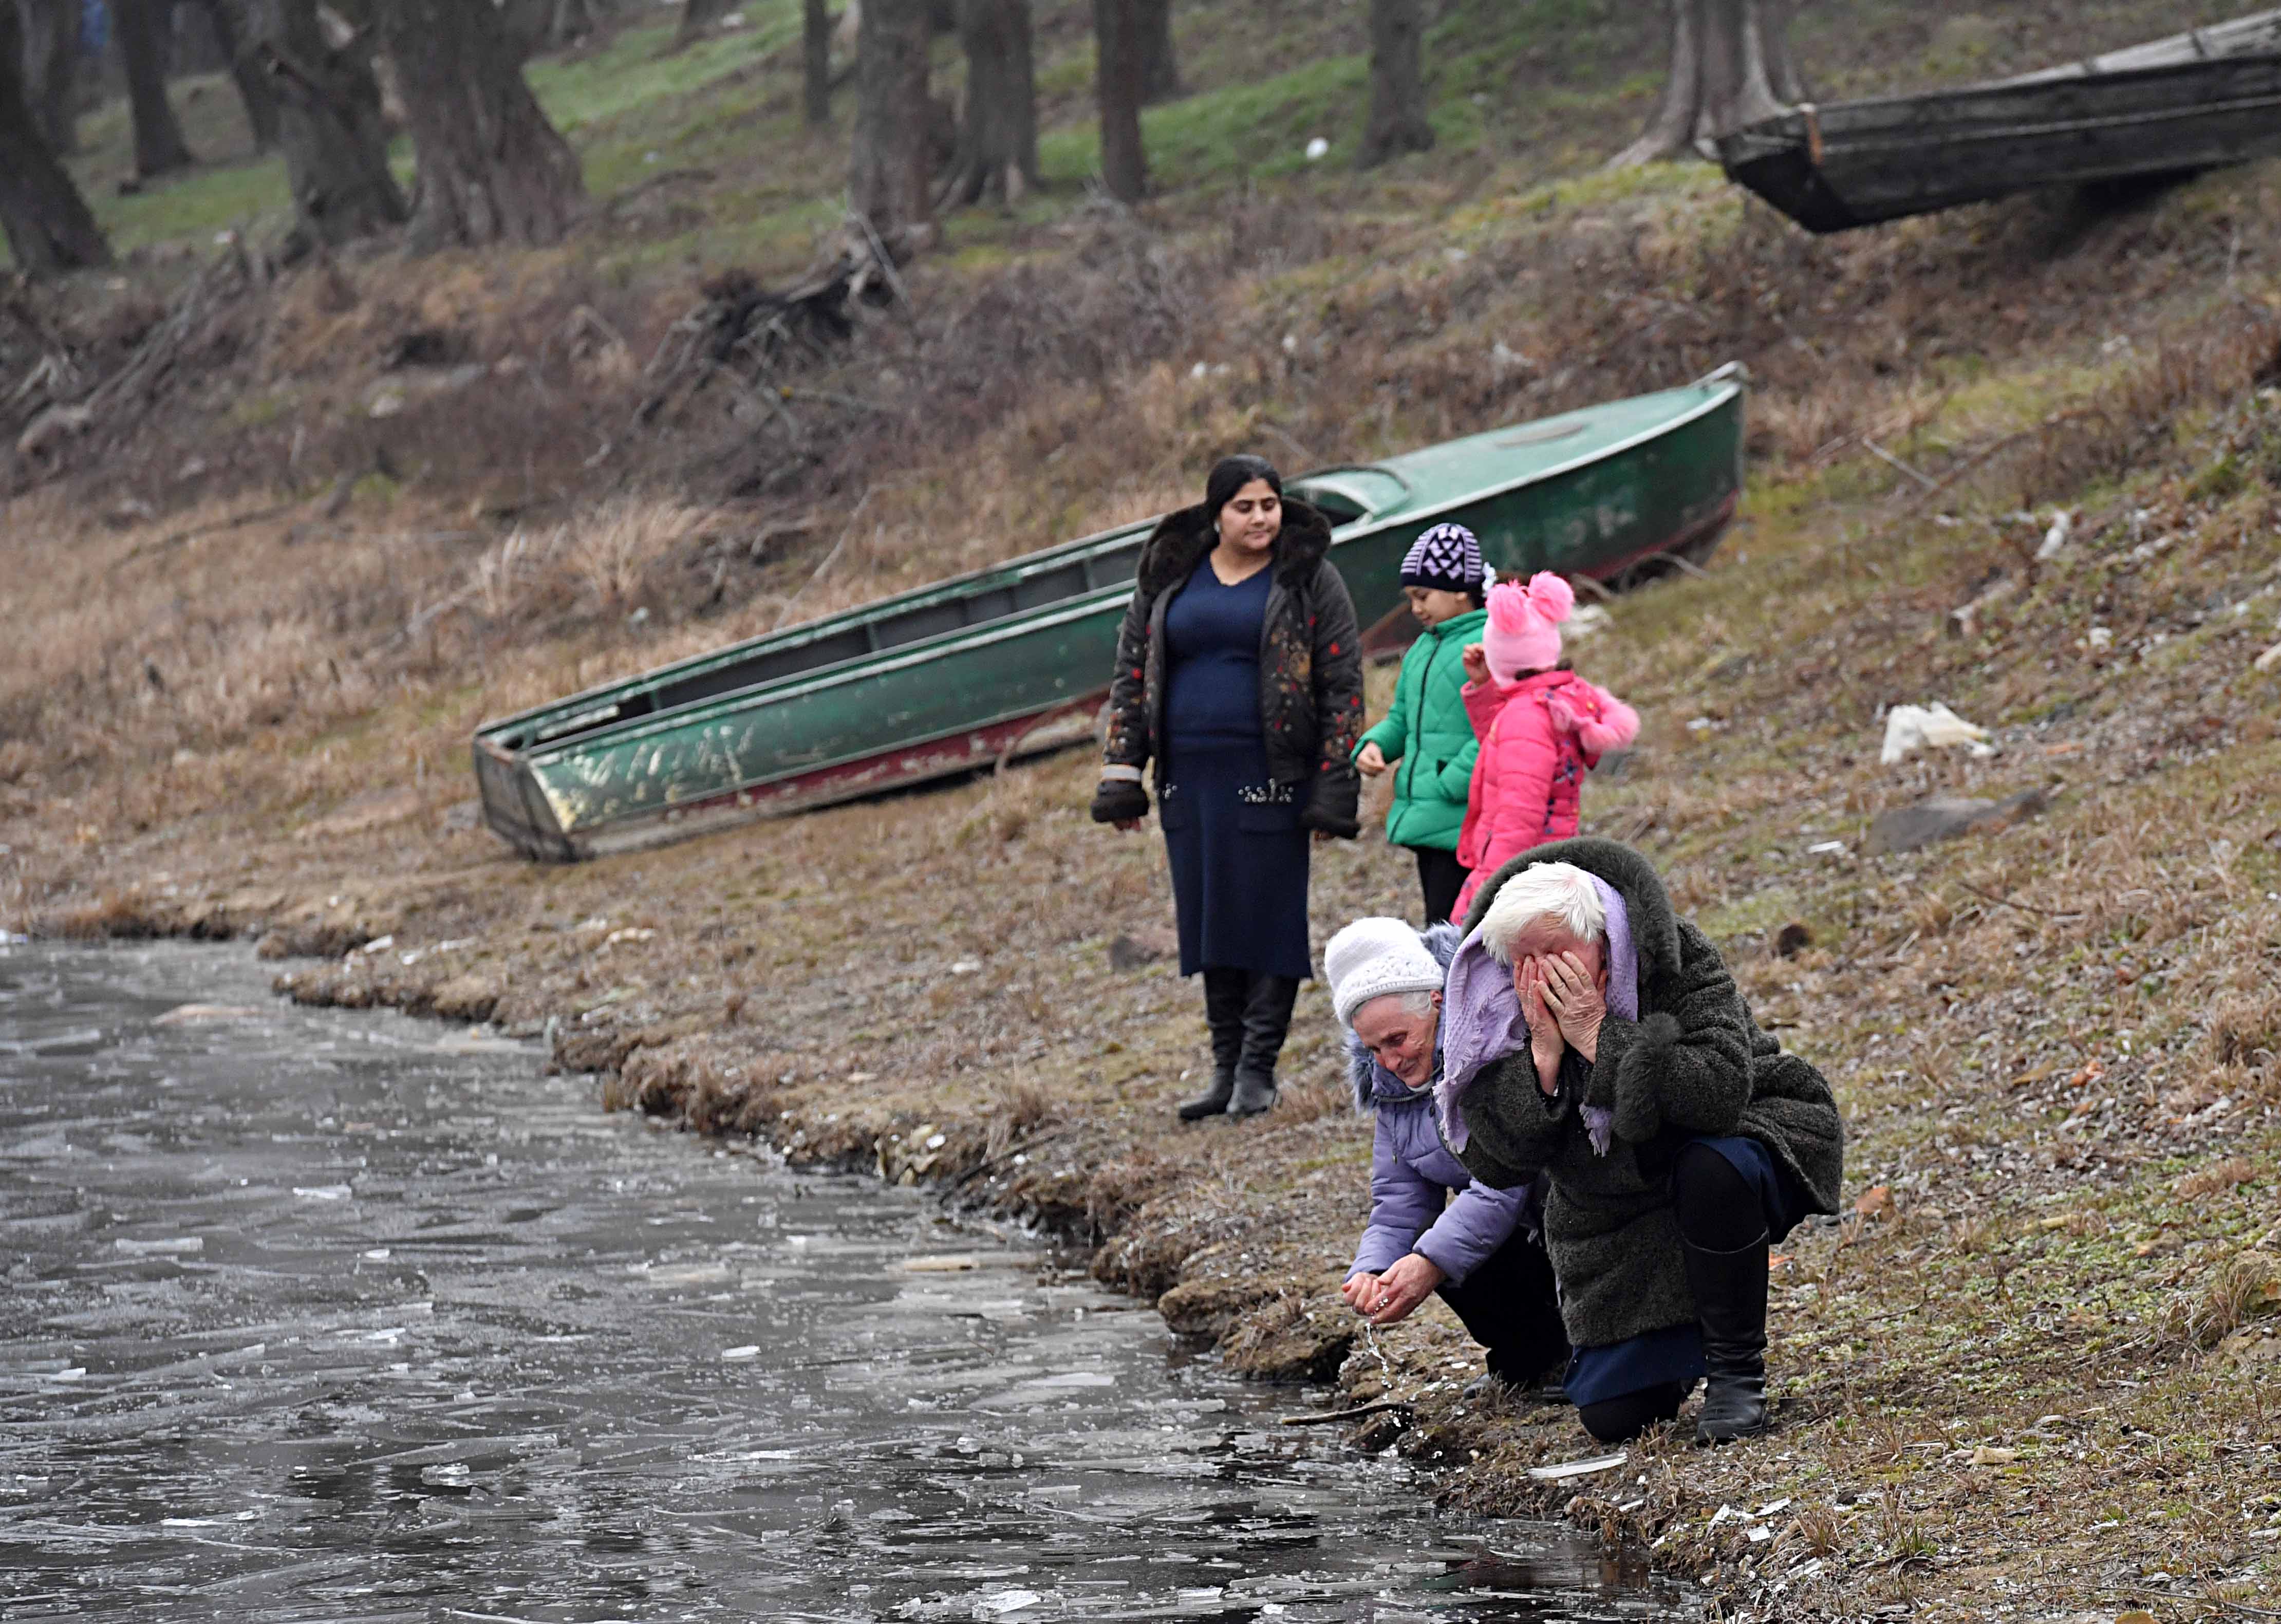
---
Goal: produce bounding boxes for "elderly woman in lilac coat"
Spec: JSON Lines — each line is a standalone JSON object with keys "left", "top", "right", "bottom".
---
{"left": 1326, "top": 917, "right": 1570, "bottom": 1392}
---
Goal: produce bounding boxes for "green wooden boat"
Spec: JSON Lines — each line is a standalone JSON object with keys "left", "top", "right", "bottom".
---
{"left": 473, "top": 366, "right": 1747, "bottom": 861}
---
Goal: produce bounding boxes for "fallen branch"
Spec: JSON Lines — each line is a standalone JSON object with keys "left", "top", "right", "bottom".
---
{"left": 1277, "top": 1399, "right": 1410, "bottom": 1427}
{"left": 1953, "top": 880, "right": 2084, "bottom": 921}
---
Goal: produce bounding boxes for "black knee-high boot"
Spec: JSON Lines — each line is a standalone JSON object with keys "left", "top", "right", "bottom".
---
{"left": 1227, "top": 974, "right": 1298, "bottom": 1117}
{"left": 1683, "top": 1230, "right": 1771, "bottom": 1444}
{"left": 1179, "top": 969, "right": 1249, "bottom": 1121}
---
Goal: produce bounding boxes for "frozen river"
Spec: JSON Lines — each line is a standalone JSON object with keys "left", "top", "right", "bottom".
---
{"left": 0, "top": 939, "right": 1694, "bottom": 1622}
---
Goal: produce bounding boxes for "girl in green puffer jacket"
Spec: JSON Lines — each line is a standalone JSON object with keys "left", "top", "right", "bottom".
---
{"left": 1354, "top": 524, "right": 1490, "bottom": 926}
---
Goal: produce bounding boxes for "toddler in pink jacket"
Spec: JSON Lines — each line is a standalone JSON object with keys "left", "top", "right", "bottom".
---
{"left": 1450, "top": 573, "right": 1639, "bottom": 920}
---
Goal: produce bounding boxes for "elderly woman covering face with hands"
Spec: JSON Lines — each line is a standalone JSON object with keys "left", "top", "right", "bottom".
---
{"left": 1435, "top": 841, "right": 1844, "bottom": 1446}
{"left": 1323, "top": 918, "right": 1568, "bottom": 1396}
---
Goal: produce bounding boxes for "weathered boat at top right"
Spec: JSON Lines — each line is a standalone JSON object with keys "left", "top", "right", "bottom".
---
{"left": 1718, "top": 8, "right": 2281, "bottom": 233}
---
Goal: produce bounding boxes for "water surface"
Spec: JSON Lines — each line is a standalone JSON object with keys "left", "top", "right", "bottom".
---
{"left": 0, "top": 940, "right": 1694, "bottom": 1621}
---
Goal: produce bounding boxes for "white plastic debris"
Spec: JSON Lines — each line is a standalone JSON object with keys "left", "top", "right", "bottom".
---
{"left": 1304, "top": 137, "right": 1329, "bottom": 161}
{"left": 2034, "top": 509, "right": 2073, "bottom": 562}
{"left": 2085, "top": 626, "right": 2115, "bottom": 650}
{"left": 975, "top": 1592, "right": 1042, "bottom": 1616}
{"left": 1528, "top": 1451, "right": 1626, "bottom": 1482}
{"left": 1879, "top": 702, "right": 1993, "bottom": 766}
{"left": 1806, "top": 840, "right": 1848, "bottom": 856}
{"left": 722, "top": 1345, "right": 760, "bottom": 1360}
{"left": 950, "top": 960, "right": 981, "bottom": 975}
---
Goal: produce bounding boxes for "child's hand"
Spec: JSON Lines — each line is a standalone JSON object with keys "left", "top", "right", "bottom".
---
{"left": 1461, "top": 644, "right": 1490, "bottom": 685}
{"left": 1356, "top": 741, "right": 1388, "bottom": 777}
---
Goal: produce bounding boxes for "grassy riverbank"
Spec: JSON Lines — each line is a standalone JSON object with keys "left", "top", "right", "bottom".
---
{"left": 8, "top": 2, "right": 2281, "bottom": 1617}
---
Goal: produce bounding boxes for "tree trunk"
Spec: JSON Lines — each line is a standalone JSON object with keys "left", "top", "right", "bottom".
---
{"left": 802, "top": 0, "right": 831, "bottom": 126}
{"left": 1357, "top": 0, "right": 1432, "bottom": 169}
{"left": 194, "top": 0, "right": 282, "bottom": 150}
{"left": 941, "top": 0, "right": 1034, "bottom": 207}
{"left": 377, "top": 0, "right": 585, "bottom": 251}
{"left": 849, "top": 0, "right": 932, "bottom": 248}
{"left": 1135, "top": 0, "right": 1177, "bottom": 104}
{"left": 236, "top": 0, "right": 406, "bottom": 250}
{"left": 22, "top": 0, "right": 81, "bottom": 155}
{"left": 1092, "top": 0, "right": 1145, "bottom": 203}
{"left": 0, "top": 0, "right": 110, "bottom": 274}
{"left": 117, "top": 0, "right": 196, "bottom": 177}
{"left": 674, "top": 0, "right": 732, "bottom": 51}
{"left": 1609, "top": 0, "right": 1799, "bottom": 167}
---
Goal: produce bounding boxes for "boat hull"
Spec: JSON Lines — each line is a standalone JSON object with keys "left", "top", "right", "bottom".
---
{"left": 1721, "top": 52, "right": 2281, "bottom": 233}
{"left": 475, "top": 375, "right": 1746, "bottom": 861}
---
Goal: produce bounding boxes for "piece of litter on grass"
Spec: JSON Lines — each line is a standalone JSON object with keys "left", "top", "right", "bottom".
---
{"left": 1304, "top": 137, "right": 1329, "bottom": 161}
{"left": 1756, "top": 1497, "right": 1792, "bottom": 1517}
{"left": 902, "top": 1255, "right": 982, "bottom": 1273}
{"left": 1529, "top": 1451, "right": 1626, "bottom": 1482}
{"left": 2034, "top": 509, "right": 2072, "bottom": 561}
{"left": 363, "top": 1248, "right": 390, "bottom": 1261}
{"left": 950, "top": 960, "right": 982, "bottom": 975}
{"left": 1879, "top": 702, "right": 1991, "bottom": 765}
{"left": 1745, "top": 1525, "right": 1771, "bottom": 1544}
{"left": 113, "top": 1236, "right": 202, "bottom": 1255}
{"left": 1968, "top": 1444, "right": 2018, "bottom": 1466}
{"left": 722, "top": 1345, "right": 760, "bottom": 1360}
{"left": 2255, "top": 640, "right": 2281, "bottom": 674}
{"left": 293, "top": 1185, "right": 352, "bottom": 1201}
{"left": 1806, "top": 839, "right": 1847, "bottom": 856}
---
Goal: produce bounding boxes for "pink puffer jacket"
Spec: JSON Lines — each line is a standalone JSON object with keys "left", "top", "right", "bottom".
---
{"left": 1451, "top": 668, "right": 1639, "bottom": 920}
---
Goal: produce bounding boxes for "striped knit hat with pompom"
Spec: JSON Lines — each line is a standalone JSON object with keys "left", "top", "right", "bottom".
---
{"left": 1399, "top": 523, "right": 1486, "bottom": 594}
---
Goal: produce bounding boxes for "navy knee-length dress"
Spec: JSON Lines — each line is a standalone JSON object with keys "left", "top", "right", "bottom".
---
{"left": 1158, "top": 554, "right": 1313, "bottom": 982}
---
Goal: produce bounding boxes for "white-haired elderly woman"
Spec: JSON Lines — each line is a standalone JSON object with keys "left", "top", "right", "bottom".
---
{"left": 1435, "top": 839, "right": 1844, "bottom": 1445}
{"left": 1323, "top": 917, "right": 1568, "bottom": 1394}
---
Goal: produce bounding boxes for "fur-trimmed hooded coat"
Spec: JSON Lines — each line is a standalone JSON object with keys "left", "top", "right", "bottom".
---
{"left": 1099, "top": 498, "right": 1365, "bottom": 837}
{"left": 1344, "top": 922, "right": 1533, "bottom": 1286}
{"left": 1449, "top": 838, "right": 1844, "bottom": 1351}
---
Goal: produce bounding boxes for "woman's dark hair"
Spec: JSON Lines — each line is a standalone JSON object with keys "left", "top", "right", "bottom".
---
{"left": 1466, "top": 586, "right": 1488, "bottom": 610}
{"left": 1204, "top": 455, "right": 1282, "bottom": 518}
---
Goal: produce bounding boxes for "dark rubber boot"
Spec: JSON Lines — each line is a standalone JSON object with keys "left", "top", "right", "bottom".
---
{"left": 1684, "top": 1231, "right": 1772, "bottom": 1445}
{"left": 1227, "top": 974, "right": 1299, "bottom": 1117}
{"left": 1179, "top": 969, "right": 1248, "bottom": 1121}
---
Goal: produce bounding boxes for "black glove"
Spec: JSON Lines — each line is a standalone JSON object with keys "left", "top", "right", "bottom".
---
{"left": 1298, "top": 768, "right": 1360, "bottom": 839}
{"left": 1090, "top": 776, "right": 1149, "bottom": 824}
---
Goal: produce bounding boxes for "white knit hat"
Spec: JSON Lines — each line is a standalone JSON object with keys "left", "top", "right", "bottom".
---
{"left": 1324, "top": 917, "right": 1446, "bottom": 1028}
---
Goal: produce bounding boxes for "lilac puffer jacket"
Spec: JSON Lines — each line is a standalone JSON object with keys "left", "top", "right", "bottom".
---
{"left": 1344, "top": 923, "right": 1535, "bottom": 1286}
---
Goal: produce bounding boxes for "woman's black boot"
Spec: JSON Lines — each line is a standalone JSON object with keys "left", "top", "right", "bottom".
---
{"left": 1227, "top": 974, "right": 1299, "bottom": 1117}
{"left": 1682, "top": 1230, "right": 1771, "bottom": 1444}
{"left": 1180, "top": 969, "right": 1249, "bottom": 1121}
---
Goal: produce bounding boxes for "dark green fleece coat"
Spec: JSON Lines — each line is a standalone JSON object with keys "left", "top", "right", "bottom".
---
{"left": 1451, "top": 838, "right": 1845, "bottom": 1351}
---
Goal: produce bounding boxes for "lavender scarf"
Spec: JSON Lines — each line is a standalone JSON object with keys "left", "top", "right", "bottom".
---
{"left": 1435, "top": 875, "right": 1639, "bottom": 1156}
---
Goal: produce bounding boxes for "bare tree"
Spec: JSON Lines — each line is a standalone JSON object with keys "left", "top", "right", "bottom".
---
{"left": 1092, "top": 0, "right": 1145, "bottom": 203}
{"left": 192, "top": 0, "right": 282, "bottom": 150}
{"left": 1136, "top": 0, "right": 1177, "bottom": 104}
{"left": 673, "top": 0, "right": 732, "bottom": 51}
{"left": 1610, "top": 0, "right": 1802, "bottom": 167}
{"left": 230, "top": 0, "right": 405, "bottom": 251}
{"left": 116, "top": 0, "right": 196, "bottom": 177}
{"left": 377, "top": 0, "right": 585, "bottom": 251}
{"left": 849, "top": 0, "right": 932, "bottom": 247}
{"left": 940, "top": 0, "right": 1034, "bottom": 207}
{"left": 803, "top": 0, "right": 831, "bottom": 126}
{"left": 20, "top": 0, "right": 80, "bottom": 154}
{"left": 1358, "top": 0, "right": 1432, "bottom": 169}
{"left": 0, "top": 0, "right": 110, "bottom": 274}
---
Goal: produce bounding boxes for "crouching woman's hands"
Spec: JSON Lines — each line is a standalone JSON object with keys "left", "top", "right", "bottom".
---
{"left": 1341, "top": 1253, "right": 1447, "bottom": 1327}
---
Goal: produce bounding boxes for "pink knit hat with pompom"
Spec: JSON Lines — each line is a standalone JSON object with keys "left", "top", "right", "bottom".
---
{"left": 1481, "top": 572, "right": 1574, "bottom": 682}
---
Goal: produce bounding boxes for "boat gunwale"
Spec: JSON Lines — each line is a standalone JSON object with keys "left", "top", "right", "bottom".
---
{"left": 1724, "top": 46, "right": 2281, "bottom": 136}
{"left": 511, "top": 379, "right": 1746, "bottom": 777}
{"left": 471, "top": 511, "right": 1164, "bottom": 741}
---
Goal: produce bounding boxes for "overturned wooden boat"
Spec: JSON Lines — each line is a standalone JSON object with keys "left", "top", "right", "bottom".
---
{"left": 472, "top": 367, "right": 1747, "bottom": 861}
{"left": 1718, "top": 9, "right": 2281, "bottom": 233}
